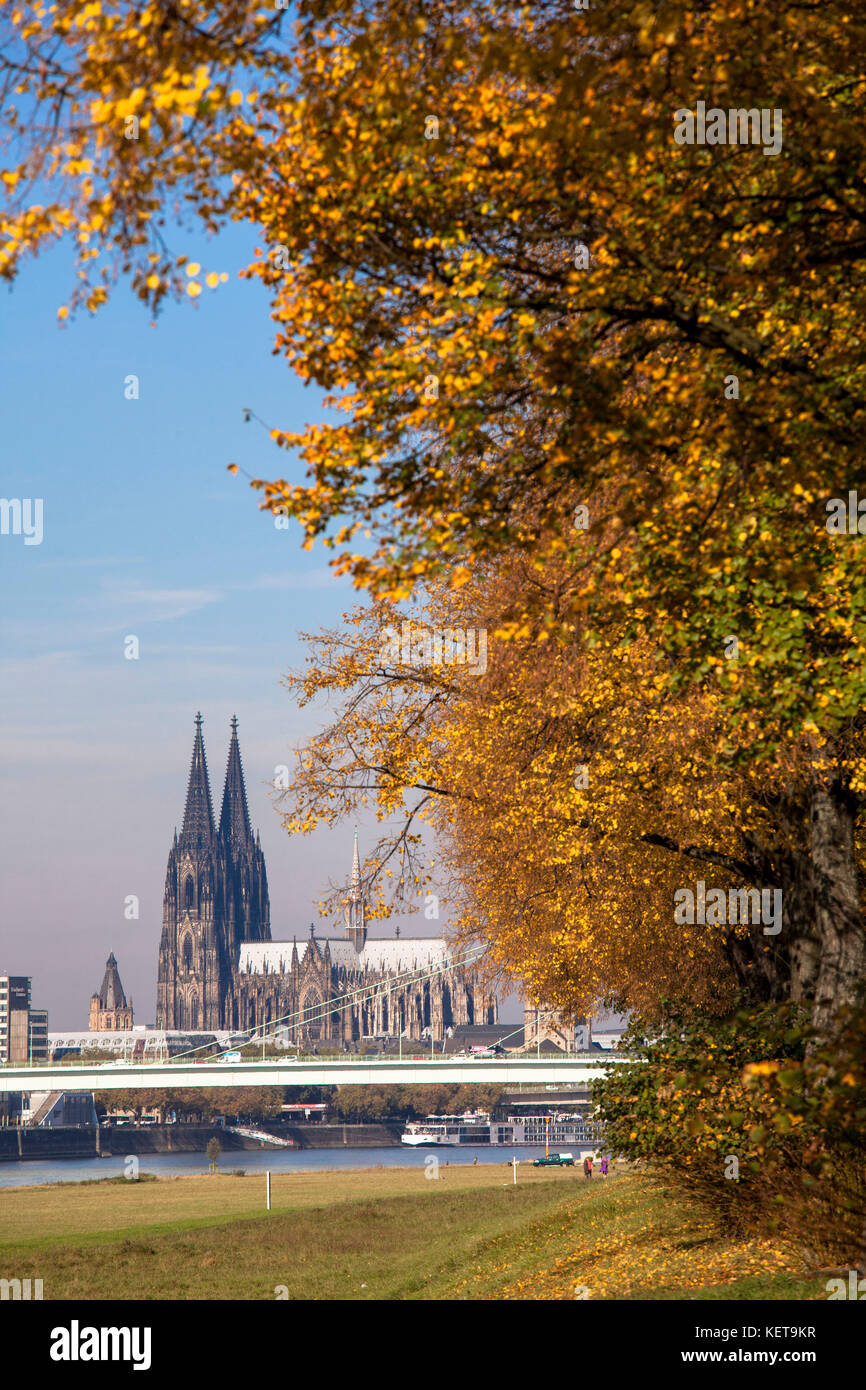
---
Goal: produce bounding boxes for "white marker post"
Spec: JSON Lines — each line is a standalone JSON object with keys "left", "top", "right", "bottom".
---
{"left": 266, "top": 1171, "right": 271, "bottom": 1211}
{"left": 512, "top": 1157, "right": 517, "bottom": 1185}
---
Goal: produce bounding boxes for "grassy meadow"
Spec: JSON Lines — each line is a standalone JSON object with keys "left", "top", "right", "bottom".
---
{"left": 0, "top": 1165, "right": 826, "bottom": 1300}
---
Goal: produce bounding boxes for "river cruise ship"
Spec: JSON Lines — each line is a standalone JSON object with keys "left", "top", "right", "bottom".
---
{"left": 401, "top": 1112, "right": 493, "bottom": 1146}
{"left": 401, "top": 1111, "right": 603, "bottom": 1147}
{"left": 495, "top": 1112, "right": 602, "bottom": 1147}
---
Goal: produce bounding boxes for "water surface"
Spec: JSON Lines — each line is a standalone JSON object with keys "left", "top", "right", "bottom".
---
{"left": 0, "top": 1143, "right": 599, "bottom": 1189}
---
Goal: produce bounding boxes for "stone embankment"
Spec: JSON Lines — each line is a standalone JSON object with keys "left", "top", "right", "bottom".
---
{"left": 0, "top": 1121, "right": 404, "bottom": 1162}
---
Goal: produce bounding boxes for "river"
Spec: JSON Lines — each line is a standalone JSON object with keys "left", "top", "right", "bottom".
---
{"left": 0, "top": 1144, "right": 594, "bottom": 1188}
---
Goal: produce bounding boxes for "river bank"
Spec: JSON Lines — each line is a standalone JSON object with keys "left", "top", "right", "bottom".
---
{"left": 0, "top": 1121, "right": 404, "bottom": 1163}
{"left": 0, "top": 1143, "right": 560, "bottom": 1188}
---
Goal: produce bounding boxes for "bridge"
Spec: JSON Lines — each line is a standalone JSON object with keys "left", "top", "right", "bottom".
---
{"left": 0, "top": 1054, "right": 633, "bottom": 1093}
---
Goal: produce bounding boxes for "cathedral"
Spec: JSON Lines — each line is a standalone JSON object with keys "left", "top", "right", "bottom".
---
{"left": 156, "top": 715, "right": 496, "bottom": 1042}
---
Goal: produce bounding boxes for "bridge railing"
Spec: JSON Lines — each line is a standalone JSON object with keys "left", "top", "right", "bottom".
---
{"left": 7, "top": 1050, "right": 629, "bottom": 1072}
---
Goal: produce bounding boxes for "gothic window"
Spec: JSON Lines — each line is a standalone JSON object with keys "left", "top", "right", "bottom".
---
{"left": 182, "top": 936, "right": 193, "bottom": 973}
{"left": 442, "top": 984, "right": 453, "bottom": 1028}
{"left": 301, "top": 988, "right": 321, "bottom": 1040}
{"left": 184, "top": 875, "right": 194, "bottom": 910}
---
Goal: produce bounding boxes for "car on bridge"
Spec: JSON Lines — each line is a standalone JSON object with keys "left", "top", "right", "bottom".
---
{"left": 532, "top": 1152, "right": 575, "bottom": 1167}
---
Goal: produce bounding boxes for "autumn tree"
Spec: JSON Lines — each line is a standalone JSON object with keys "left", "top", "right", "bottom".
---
{"left": 3, "top": 1, "right": 866, "bottom": 1023}
{"left": 276, "top": 572, "right": 857, "bottom": 1024}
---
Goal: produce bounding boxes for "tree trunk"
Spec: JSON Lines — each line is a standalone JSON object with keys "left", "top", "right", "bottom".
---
{"left": 810, "top": 778, "right": 866, "bottom": 1033}
{"left": 723, "top": 924, "right": 788, "bottom": 1002}
{"left": 782, "top": 846, "right": 821, "bottom": 1003}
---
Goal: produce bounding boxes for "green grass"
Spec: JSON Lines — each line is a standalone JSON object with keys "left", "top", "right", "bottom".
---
{"left": 0, "top": 1166, "right": 827, "bottom": 1300}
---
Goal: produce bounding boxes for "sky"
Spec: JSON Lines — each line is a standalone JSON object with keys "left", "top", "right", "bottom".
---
{"left": 0, "top": 221, "right": 523, "bottom": 1029}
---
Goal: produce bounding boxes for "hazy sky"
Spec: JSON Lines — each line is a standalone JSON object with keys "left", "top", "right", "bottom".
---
{"left": 1, "top": 222, "right": 522, "bottom": 1029}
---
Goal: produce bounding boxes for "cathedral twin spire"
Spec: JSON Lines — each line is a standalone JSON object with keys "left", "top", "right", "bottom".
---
{"left": 219, "top": 715, "right": 252, "bottom": 845}
{"left": 181, "top": 712, "right": 215, "bottom": 843}
{"left": 180, "top": 713, "right": 253, "bottom": 848}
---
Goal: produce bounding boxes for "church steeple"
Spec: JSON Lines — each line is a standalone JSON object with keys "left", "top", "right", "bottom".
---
{"left": 345, "top": 827, "right": 367, "bottom": 951}
{"left": 181, "top": 713, "right": 215, "bottom": 843}
{"left": 350, "top": 827, "right": 362, "bottom": 893}
{"left": 219, "top": 715, "right": 252, "bottom": 846}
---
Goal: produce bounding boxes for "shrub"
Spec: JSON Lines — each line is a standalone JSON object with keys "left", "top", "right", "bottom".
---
{"left": 593, "top": 1000, "right": 866, "bottom": 1267}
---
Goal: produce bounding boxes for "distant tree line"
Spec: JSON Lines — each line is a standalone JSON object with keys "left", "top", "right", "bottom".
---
{"left": 94, "top": 1088, "right": 282, "bottom": 1124}
{"left": 330, "top": 1084, "right": 504, "bottom": 1123}
{"left": 94, "top": 1083, "right": 504, "bottom": 1125}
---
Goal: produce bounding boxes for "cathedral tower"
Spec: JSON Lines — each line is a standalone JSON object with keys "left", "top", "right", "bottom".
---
{"left": 156, "top": 714, "right": 269, "bottom": 1031}
{"left": 219, "top": 715, "right": 270, "bottom": 952}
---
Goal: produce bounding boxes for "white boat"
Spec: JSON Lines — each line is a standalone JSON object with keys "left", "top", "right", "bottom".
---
{"left": 495, "top": 1112, "right": 602, "bottom": 1147}
{"left": 401, "top": 1110, "right": 603, "bottom": 1147}
{"left": 401, "top": 1111, "right": 492, "bottom": 1146}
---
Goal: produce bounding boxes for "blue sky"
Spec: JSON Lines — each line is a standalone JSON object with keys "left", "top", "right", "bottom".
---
{"left": 0, "top": 221, "right": 520, "bottom": 1027}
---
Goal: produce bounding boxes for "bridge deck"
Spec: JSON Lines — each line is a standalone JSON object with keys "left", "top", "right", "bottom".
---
{"left": 0, "top": 1056, "right": 632, "bottom": 1092}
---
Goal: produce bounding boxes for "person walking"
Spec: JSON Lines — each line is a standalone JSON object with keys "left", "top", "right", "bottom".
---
{"left": 600, "top": 1156, "right": 609, "bottom": 1177}
{"left": 583, "top": 1154, "right": 593, "bottom": 1179}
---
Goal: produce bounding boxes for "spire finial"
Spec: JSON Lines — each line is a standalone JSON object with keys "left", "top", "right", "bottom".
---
{"left": 219, "top": 713, "right": 252, "bottom": 844}
{"left": 350, "top": 829, "right": 362, "bottom": 891}
{"left": 181, "top": 713, "right": 215, "bottom": 841}
{"left": 346, "top": 829, "right": 366, "bottom": 947}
